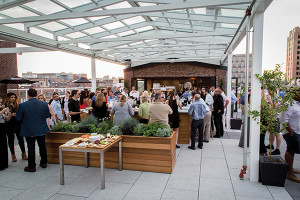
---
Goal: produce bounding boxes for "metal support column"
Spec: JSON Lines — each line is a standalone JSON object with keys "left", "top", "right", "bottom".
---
{"left": 249, "top": 11, "right": 264, "bottom": 182}
{"left": 100, "top": 151, "right": 105, "bottom": 189}
{"left": 226, "top": 53, "right": 233, "bottom": 131}
{"left": 59, "top": 148, "right": 64, "bottom": 185}
{"left": 91, "top": 57, "right": 96, "bottom": 92}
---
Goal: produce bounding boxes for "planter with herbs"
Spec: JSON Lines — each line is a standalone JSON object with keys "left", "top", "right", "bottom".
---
{"left": 46, "top": 116, "right": 176, "bottom": 173}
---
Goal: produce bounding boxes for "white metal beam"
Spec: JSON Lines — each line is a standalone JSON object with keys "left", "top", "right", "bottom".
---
{"left": 0, "top": 0, "right": 34, "bottom": 11}
{"left": 58, "top": 31, "right": 234, "bottom": 44}
{"left": 0, "top": 0, "right": 252, "bottom": 24}
{"left": 0, "top": 47, "right": 53, "bottom": 53}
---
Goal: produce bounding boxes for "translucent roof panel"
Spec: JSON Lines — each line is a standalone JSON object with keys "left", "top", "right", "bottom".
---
{"left": 24, "top": 0, "right": 65, "bottom": 15}
{"left": 135, "top": 26, "right": 154, "bottom": 33}
{"left": 123, "top": 16, "right": 146, "bottom": 25}
{"left": 60, "top": 18, "right": 89, "bottom": 26}
{"left": 39, "top": 22, "right": 67, "bottom": 31}
{"left": 0, "top": 0, "right": 270, "bottom": 65}
{"left": 102, "top": 21, "right": 125, "bottom": 30}
{"left": 58, "top": 0, "right": 91, "bottom": 8}
{"left": 65, "top": 32, "right": 87, "bottom": 39}
{"left": 0, "top": 7, "right": 38, "bottom": 18}
{"left": 83, "top": 27, "right": 106, "bottom": 34}
{"left": 104, "top": 2, "right": 132, "bottom": 10}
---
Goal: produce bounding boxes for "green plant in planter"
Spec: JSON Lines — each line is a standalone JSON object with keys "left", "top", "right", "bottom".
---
{"left": 249, "top": 64, "right": 297, "bottom": 160}
{"left": 153, "top": 127, "right": 172, "bottom": 137}
{"left": 133, "top": 124, "right": 146, "bottom": 136}
{"left": 120, "top": 118, "right": 139, "bottom": 135}
{"left": 51, "top": 121, "right": 73, "bottom": 133}
{"left": 97, "top": 120, "right": 113, "bottom": 133}
{"left": 142, "top": 122, "right": 170, "bottom": 137}
{"left": 79, "top": 116, "right": 98, "bottom": 127}
{"left": 109, "top": 125, "right": 122, "bottom": 135}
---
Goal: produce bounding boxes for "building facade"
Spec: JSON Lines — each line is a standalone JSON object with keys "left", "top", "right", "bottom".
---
{"left": 124, "top": 62, "right": 227, "bottom": 92}
{"left": 286, "top": 27, "right": 300, "bottom": 81}
{"left": 0, "top": 41, "right": 18, "bottom": 98}
{"left": 224, "top": 54, "right": 252, "bottom": 87}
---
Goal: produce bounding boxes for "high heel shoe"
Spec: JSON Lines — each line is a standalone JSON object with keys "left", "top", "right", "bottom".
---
{"left": 12, "top": 154, "right": 17, "bottom": 162}
{"left": 22, "top": 153, "right": 28, "bottom": 160}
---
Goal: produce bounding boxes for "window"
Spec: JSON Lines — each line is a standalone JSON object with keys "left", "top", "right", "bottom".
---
{"left": 297, "top": 67, "right": 299, "bottom": 70}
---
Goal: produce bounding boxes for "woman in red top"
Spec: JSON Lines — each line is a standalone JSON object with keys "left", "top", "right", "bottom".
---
{"left": 79, "top": 90, "right": 89, "bottom": 109}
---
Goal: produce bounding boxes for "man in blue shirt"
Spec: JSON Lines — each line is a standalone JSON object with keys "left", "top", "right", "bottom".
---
{"left": 107, "top": 91, "right": 117, "bottom": 102}
{"left": 279, "top": 89, "right": 285, "bottom": 99}
{"left": 231, "top": 91, "right": 238, "bottom": 118}
{"left": 188, "top": 94, "right": 209, "bottom": 149}
{"left": 183, "top": 88, "right": 191, "bottom": 100}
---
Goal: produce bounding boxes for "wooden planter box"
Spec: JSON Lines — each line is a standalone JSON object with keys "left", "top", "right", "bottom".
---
{"left": 178, "top": 112, "right": 191, "bottom": 144}
{"left": 46, "top": 132, "right": 176, "bottom": 173}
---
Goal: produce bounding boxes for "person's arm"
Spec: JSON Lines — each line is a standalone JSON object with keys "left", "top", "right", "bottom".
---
{"left": 0, "top": 107, "right": 9, "bottom": 116}
{"left": 48, "top": 105, "right": 57, "bottom": 125}
{"left": 128, "top": 103, "right": 134, "bottom": 116}
{"left": 283, "top": 105, "right": 293, "bottom": 135}
{"left": 167, "top": 104, "right": 173, "bottom": 115}
{"left": 225, "top": 99, "right": 229, "bottom": 108}
{"left": 177, "top": 99, "right": 182, "bottom": 110}
{"left": 188, "top": 104, "right": 193, "bottom": 116}
{"left": 16, "top": 104, "right": 23, "bottom": 122}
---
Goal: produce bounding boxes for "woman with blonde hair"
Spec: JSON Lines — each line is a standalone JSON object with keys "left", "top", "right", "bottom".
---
{"left": 92, "top": 93, "right": 108, "bottom": 121}
{"left": 38, "top": 94, "right": 57, "bottom": 129}
{"left": 139, "top": 95, "right": 150, "bottom": 124}
{"left": 111, "top": 95, "right": 134, "bottom": 125}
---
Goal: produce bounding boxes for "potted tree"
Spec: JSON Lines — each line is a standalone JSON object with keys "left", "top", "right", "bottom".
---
{"left": 249, "top": 64, "right": 297, "bottom": 186}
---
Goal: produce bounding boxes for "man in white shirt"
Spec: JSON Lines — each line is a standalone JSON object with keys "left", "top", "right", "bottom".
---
{"left": 129, "top": 86, "right": 139, "bottom": 99}
{"left": 50, "top": 92, "right": 63, "bottom": 122}
{"left": 210, "top": 86, "right": 215, "bottom": 96}
{"left": 283, "top": 89, "right": 300, "bottom": 183}
{"left": 203, "top": 88, "right": 214, "bottom": 142}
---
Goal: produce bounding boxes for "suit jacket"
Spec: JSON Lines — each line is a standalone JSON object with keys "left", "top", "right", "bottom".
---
{"left": 213, "top": 94, "right": 224, "bottom": 115}
{"left": 16, "top": 98, "right": 51, "bottom": 137}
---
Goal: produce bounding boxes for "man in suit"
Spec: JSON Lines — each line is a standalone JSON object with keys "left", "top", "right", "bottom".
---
{"left": 16, "top": 89, "right": 51, "bottom": 172}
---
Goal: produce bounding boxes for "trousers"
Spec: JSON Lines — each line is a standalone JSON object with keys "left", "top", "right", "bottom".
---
{"left": 203, "top": 111, "right": 212, "bottom": 141}
{"left": 214, "top": 113, "right": 224, "bottom": 137}
{"left": 25, "top": 135, "right": 47, "bottom": 169}
{"left": 191, "top": 119, "right": 204, "bottom": 148}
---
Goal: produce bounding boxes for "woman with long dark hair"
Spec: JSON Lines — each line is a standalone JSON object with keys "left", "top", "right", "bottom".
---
{"left": 166, "top": 91, "right": 182, "bottom": 148}
{"left": 79, "top": 90, "right": 89, "bottom": 109}
{"left": 5, "top": 92, "right": 27, "bottom": 162}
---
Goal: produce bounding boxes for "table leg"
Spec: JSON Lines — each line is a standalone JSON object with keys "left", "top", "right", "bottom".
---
{"left": 119, "top": 140, "right": 122, "bottom": 171}
{"left": 59, "top": 148, "right": 64, "bottom": 185}
{"left": 85, "top": 152, "right": 89, "bottom": 168}
{"left": 100, "top": 151, "right": 105, "bottom": 189}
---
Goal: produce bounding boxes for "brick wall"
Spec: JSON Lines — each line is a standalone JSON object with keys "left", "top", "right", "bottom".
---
{"left": 124, "top": 62, "right": 227, "bottom": 89}
{"left": 0, "top": 41, "right": 18, "bottom": 99}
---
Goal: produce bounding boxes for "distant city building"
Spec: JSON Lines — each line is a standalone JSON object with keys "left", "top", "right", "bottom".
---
{"left": 224, "top": 54, "right": 252, "bottom": 86}
{"left": 286, "top": 27, "right": 300, "bottom": 81}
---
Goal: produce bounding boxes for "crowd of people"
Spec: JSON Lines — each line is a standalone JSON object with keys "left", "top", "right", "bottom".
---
{"left": 0, "top": 86, "right": 299, "bottom": 183}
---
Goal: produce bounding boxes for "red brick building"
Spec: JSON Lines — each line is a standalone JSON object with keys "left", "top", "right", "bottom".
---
{"left": 124, "top": 62, "right": 227, "bottom": 92}
{"left": 0, "top": 41, "right": 18, "bottom": 99}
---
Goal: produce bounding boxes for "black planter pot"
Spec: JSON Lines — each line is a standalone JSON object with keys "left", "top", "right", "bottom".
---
{"left": 259, "top": 155, "right": 289, "bottom": 187}
{"left": 231, "top": 119, "right": 242, "bottom": 130}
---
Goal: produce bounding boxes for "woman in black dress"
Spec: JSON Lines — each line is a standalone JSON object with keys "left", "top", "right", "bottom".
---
{"left": 0, "top": 107, "right": 11, "bottom": 170}
{"left": 92, "top": 93, "right": 108, "bottom": 122}
{"left": 5, "top": 93, "right": 27, "bottom": 162}
{"left": 167, "top": 91, "right": 182, "bottom": 148}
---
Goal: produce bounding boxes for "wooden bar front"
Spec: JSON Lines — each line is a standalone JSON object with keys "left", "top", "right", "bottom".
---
{"left": 178, "top": 112, "right": 191, "bottom": 144}
{"left": 46, "top": 132, "right": 176, "bottom": 173}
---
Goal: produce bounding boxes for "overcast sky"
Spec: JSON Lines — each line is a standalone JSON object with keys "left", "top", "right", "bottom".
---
{"left": 17, "top": 0, "right": 300, "bottom": 78}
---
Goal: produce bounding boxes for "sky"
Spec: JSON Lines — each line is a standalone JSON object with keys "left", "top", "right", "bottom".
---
{"left": 16, "top": 0, "right": 300, "bottom": 78}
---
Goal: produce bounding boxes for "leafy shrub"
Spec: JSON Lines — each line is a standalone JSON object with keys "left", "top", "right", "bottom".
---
{"left": 97, "top": 120, "right": 113, "bottom": 133}
{"left": 79, "top": 116, "right": 98, "bottom": 127}
{"left": 51, "top": 121, "right": 73, "bottom": 133}
{"left": 153, "top": 127, "right": 172, "bottom": 137}
{"left": 109, "top": 125, "right": 122, "bottom": 135}
{"left": 133, "top": 124, "right": 146, "bottom": 136}
{"left": 88, "top": 124, "right": 97, "bottom": 133}
{"left": 120, "top": 118, "right": 139, "bottom": 135}
{"left": 142, "top": 122, "right": 169, "bottom": 137}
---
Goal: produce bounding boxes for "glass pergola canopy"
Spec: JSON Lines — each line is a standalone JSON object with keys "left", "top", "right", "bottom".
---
{"left": 0, "top": 0, "right": 267, "bottom": 66}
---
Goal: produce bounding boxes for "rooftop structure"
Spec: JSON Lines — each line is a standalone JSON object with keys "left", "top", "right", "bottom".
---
{"left": 286, "top": 27, "right": 300, "bottom": 81}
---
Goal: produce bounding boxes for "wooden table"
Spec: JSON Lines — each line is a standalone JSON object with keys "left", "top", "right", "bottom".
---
{"left": 59, "top": 137, "right": 122, "bottom": 190}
